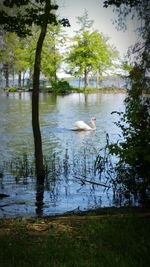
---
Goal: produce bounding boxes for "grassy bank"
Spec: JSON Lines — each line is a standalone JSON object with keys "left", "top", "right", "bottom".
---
{"left": 70, "top": 86, "right": 127, "bottom": 94}
{"left": 0, "top": 207, "right": 150, "bottom": 267}
{"left": 1, "top": 85, "right": 127, "bottom": 94}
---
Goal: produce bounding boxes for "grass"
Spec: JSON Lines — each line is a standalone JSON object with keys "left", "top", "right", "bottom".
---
{"left": 70, "top": 86, "right": 127, "bottom": 94}
{"left": 0, "top": 207, "right": 150, "bottom": 267}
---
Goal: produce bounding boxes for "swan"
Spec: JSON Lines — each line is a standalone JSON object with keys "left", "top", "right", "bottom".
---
{"left": 71, "top": 117, "right": 96, "bottom": 131}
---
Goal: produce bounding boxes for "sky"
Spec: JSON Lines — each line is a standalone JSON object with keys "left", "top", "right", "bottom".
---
{"left": 57, "top": 0, "right": 138, "bottom": 58}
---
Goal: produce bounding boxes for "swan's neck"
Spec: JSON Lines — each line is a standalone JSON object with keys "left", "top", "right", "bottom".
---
{"left": 91, "top": 121, "right": 96, "bottom": 130}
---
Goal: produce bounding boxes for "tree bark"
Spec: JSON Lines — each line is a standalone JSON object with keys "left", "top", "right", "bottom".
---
{"left": 78, "top": 76, "right": 81, "bottom": 88}
{"left": 4, "top": 64, "right": 9, "bottom": 87}
{"left": 53, "top": 40, "right": 57, "bottom": 82}
{"left": 18, "top": 70, "right": 21, "bottom": 88}
{"left": 32, "top": 27, "right": 46, "bottom": 181}
{"left": 84, "top": 68, "right": 88, "bottom": 89}
{"left": 22, "top": 71, "right": 25, "bottom": 86}
{"left": 35, "top": 179, "right": 44, "bottom": 216}
{"left": 32, "top": 1, "right": 50, "bottom": 182}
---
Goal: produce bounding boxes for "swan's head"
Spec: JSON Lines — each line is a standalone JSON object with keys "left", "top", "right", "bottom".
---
{"left": 91, "top": 117, "right": 96, "bottom": 130}
{"left": 91, "top": 116, "right": 96, "bottom": 123}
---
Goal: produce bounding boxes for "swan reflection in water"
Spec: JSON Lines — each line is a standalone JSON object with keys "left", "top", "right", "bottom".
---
{"left": 71, "top": 117, "right": 96, "bottom": 131}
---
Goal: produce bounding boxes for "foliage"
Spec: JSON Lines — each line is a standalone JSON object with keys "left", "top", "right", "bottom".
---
{"left": 0, "top": 32, "right": 17, "bottom": 86}
{"left": 121, "top": 60, "right": 133, "bottom": 74}
{"left": 0, "top": 31, "right": 32, "bottom": 87}
{"left": 5, "top": 86, "right": 17, "bottom": 92}
{"left": 66, "top": 11, "right": 118, "bottom": 88}
{"left": 67, "top": 31, "right": 116, "bottom": 74}
{"left": 0, "top": 0, "right": 70, "bottom": 179}
{"left": 18, "top": 24, "right": 65, "bottom": 83}
{"left": 0, "top": 16, "right": 68, "bottom": 87}
{"left": 76, "top": 9, "right": 94, "bottom": 32}
{"left": 41, "top": 24, "right": 67, "bottom": 83}
{"left": 0, "top": 0, "right": 69, "bottom": 37}
{"left": 51, "top": 79, "right": 71, "bottom": 94}
{"left": 101, "top": 0, "right": 150, "bottom": 204}
{"left": 13, "top": 38, "right": 29, "bottom": 75}
{"left": 108, "top": 66, "right": 150, "bottom": 204}
{"left": 103, "top": 0, "right": 150, "bottom": 80}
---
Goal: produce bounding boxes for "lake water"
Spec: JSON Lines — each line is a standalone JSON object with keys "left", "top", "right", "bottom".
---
{"left": 0, "top": 91, "right": 126, "bottom": 218}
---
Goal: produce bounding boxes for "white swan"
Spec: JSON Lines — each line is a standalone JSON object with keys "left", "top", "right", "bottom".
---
{"left": 71, "top": 117, "right": 96, "bottom": 131}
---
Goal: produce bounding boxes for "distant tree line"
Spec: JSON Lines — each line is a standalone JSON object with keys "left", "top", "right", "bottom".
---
{"left": 0, "top": 0, "right": 70, "bottom": 180}
{"left": 0, "top": 8, "right": 119, "bottom": 90}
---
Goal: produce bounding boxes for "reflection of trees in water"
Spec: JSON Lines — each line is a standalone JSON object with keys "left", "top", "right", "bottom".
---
{"left": 86, "top": 187, "right": 102, "bottom": 210}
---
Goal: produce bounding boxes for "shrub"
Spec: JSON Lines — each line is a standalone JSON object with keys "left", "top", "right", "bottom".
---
{"left": 109, "top": 66, "right": 150, "bottom": 205}
{"left": 51, "top": 80, "right": 71, "bottom": 94}
{"left": 5, "top": 86, "right": 17, "bottom": 92}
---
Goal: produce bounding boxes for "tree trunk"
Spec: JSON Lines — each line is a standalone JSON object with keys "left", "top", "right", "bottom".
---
{"left": 35, "top": 179, "right": 44, "bottom": 216}
{"left": 32, "top": 2, "right": 50, "bottom": 182}
{"left": 78, "top": 77, "right": 81, "bottom": 88}
{"left": 53, "top": 41, "right": 57, "bottom": 82}
{"left": 22, "top": 71, "right": 25, "bottom": 86}
{"left": 12, "top": 70, "right": 15, "bottom": 86}
{"left": 18, "top": 70, "right": 21, "bottom": 88}
{"left": 84, "top": 68, "right": 88, "bottom": 89}
{"left": 4, "top": 64, "right": 9, "bottom": 87}
{"left": 29, "top": 68, "right": 33, "bottom": 80}
{"left": 32, "top": 29, "right": 46, "bottom": 181}
{"left": 96, "top": 70, "right": 99, "bottom": 89}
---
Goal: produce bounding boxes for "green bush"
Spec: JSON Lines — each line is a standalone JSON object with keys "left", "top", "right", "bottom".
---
{"left": 95, "top": 66, "right": 150, "bottom": 206}
{"left": 5, "top": 87, "right": 17, "bottom": 92}
{"left": 51, "top": 80, "right": 71, "bottom": 94}
{"left": 109, "top": 66, "right": 150, "bottom": 205}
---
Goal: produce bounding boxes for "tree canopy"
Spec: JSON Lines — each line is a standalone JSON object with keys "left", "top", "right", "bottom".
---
{"left": 103, "top": 0, "right": 150, "bottom": 78}
{"left": 0, "top": 24, "right": 66, "bottom": 87}
{"left": 0, "top": 0, "right": 70, "bottom": 180}
{"left": 0, "top": 0, "right": 69, "bottom": 37}
{"left": 66, "top": 11, "right": 118, "bottom": 88}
